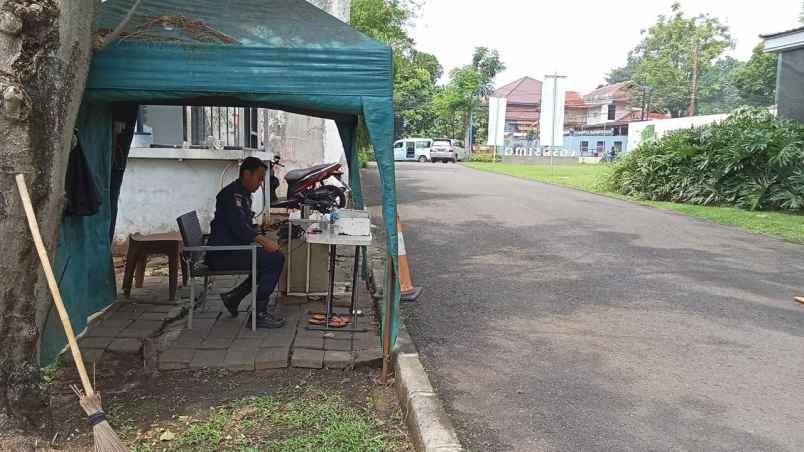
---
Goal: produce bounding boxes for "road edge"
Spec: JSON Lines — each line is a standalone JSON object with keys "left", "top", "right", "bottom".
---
{"left": 368, "top": 254, "right": 463, "bottom": 452}
{"left": 461, "top": 162, "right": 804, "bottom": 246}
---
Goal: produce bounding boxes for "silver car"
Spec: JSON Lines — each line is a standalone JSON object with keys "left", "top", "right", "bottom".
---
{"left": 430, "top": 139, "right": 466, "bottom": 163}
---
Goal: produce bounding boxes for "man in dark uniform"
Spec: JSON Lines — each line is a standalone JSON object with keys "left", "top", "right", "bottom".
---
{"left": 206, "top": 157, "right": 285, "bottom": 328}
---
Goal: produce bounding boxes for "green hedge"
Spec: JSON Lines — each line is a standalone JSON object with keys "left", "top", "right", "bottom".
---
{"left": 467, "top": 153, "right": 502, "bottom": 163}
{"left": 606, "top": 107, "right": 804, "bottom": 211}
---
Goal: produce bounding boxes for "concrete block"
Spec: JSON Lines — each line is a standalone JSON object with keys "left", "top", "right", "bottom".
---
{"left": 291, "top": 348, "right": 323, "bottom": 369}
{"left": 199, "top": 337, "right": 234, "bottom": 350}
{"left": 190, "top": 349, "right": 227, "bottom": 369}
{"left": 406, "top": 393, "right": 463, "bottom": 452}
{"left": 353, "top": 334, "right": 380, "bottom": 351}
{"left": 85, "top": 326, "right": 126, "bottom": 337}
{"left": 106, "top": 310, "right": 143, "bottom": 320}
{"left": 194, "top": 310, "right": 221, "bottom": 319}
{"left": 353, "top": 348, "right": 383, "bottom": 368}
{"left": 395, "top": 353, "right": 433, "bottom": 404}
{"left": 79, "top": 336, "right": 113, "bottom": 350}
{"left": 96, "top": 319, "right": 136, "bottom": 329}
{"left": 138, "top": 312, "right": 168, "bottom": 321}
{"left": 293, "top": 335, "right": 323, "bottom": 350}
{"left": 223, "top": 347, "right": 256, "bottom": 371}
{"left": 255, "top": 347, "right": 290, "bottom": 370}
{"left": 261, "top": 334, "right": 294, "bottom": 349}
{"left": 324, "top": 351, "right": 353, "bottom": 369}
{"left": 158, "top": 361, "right": 189, "bottom": 371}
{"left": 324, "top": 338, "right": 353, "bottom": 352}
{"left": 117, "top": 328, "right": 153, "bottom": 339}
{"left": 128, "top": 320, "right": 164, "bottom": 331}
{"left": 107, "top": 338, "right": 142, "bottom": 353}
{"left": 159, "top": 348, "right": 195, "bottom": 365}
{"left": 142, "top": 304, "right": 174, "bottom": 313}
{"left": 229, "top": 338, "right": 261, "bottom": 350}
{"left": 174, "top": 331, "right": 205, "bottom": 348}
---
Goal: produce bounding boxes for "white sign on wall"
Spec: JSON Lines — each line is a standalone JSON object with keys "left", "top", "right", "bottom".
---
{"left": 539, "top": 75, "right": 567, "bottom": 147}
{"left": 487, "top": 96, "right": 507, "bottom": 146}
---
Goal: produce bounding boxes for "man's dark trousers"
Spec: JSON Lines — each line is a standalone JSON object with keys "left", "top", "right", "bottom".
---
{"left": 207, "top": 249, "right": 285, "bottom": 313}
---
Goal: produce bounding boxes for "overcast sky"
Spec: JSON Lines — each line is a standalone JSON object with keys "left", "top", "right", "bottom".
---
{"left": 409, "top": 0, "right": 802, "bottom": 94}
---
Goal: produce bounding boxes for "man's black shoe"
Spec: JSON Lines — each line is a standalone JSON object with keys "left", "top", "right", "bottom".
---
{"left": 220, "top": 292, "right": 241, "bottom": 318}
{"left": 250, "top": 312, "right": 286, "bottom": 329}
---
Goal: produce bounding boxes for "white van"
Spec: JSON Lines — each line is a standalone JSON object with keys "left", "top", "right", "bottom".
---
{"left": 394, "top": 138, "right": 432, "bottom": 162}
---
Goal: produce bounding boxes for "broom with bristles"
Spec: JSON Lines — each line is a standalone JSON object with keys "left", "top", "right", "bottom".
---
{"left": 16, "top": 174, "right": 128, "bottom": 452}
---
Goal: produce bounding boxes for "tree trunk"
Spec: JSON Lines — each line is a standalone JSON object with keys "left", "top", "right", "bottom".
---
{"left": 0, "top": 0, "right": 98, "bottom": 431}
{"left": 688, "top": 43, "right": 700, "bottom": 117}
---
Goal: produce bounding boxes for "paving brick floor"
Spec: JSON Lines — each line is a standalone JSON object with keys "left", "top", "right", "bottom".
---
{"left": 156, "top": 287, "right": 382, "bottom": 371}
{"left": 67, "top": 250, "right": 383, "bottom": 373}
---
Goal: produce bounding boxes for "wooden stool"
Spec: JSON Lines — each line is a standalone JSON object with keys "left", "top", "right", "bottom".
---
{"left": 122, "top": 232, "right": 188, "bottom": 301}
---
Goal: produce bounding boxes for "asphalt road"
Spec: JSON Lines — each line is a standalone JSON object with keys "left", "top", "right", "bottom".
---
{"left": 363, "top": 162, "right": 804, "bottom": 452}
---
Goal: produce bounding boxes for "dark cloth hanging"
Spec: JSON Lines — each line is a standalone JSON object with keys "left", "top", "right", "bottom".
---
{"left": 64, "top": 133, "right": 101, "bottom": 216}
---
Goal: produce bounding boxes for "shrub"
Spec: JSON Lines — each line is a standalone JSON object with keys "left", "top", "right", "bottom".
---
{"left": 467, "top": 153, "right": 502, "bottom": 163}
{"left": 358, "top": 148, "right": 374, "bottom": 169}
{"left": 606, "top": 107, "right": 804, "bottom": 211}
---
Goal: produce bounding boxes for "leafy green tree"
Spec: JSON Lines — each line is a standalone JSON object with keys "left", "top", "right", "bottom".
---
{"left": 606, "top": 54, "right": 641, "bottom": 84}
{"left": 733, "top": 43, "right": 778, "bottom": 107}
{"left": 351, "top": 0, "right": 413, "bottom": 50}
{"left": 698, "top": 56, "right": 744, "bottom": 114}
{"left": 631, "top": 3, "right": 732, "bottom": 117}
{"left": 351, "top": 0, "right": 443, "bottom": 140}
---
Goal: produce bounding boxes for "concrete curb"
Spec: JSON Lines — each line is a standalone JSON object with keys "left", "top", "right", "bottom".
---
{"left": 368, "top": 257, "right": 463, "bottom": 452}
{"left": 393, "top": 325, "right": 463, "bottom": 452}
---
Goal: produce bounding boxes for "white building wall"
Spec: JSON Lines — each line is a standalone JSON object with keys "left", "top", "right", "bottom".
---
{"left": 627, "top": 113, "right": 729, "bottom": 151}
{"left": 114, "top": 150, "right": 268, "bottom": 246}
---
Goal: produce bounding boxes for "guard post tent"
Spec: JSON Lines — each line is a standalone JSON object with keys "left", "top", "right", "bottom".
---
{"left": 42, "top": 0, "right": 401, "bottom": 362}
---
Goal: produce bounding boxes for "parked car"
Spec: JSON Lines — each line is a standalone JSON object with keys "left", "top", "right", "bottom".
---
{"left": 430, "top": 138, "right": 467, "bottom": 163}
{"left": 393, "top": 138, "right": 432, "bottom": 162}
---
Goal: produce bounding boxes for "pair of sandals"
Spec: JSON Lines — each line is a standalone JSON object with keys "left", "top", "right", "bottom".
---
{"left": 307, "top": 310, "right": 352, "bottom": 328}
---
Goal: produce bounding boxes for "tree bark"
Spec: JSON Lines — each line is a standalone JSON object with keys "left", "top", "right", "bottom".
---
{"left": 688, "top": 43, "right": 700, "bottom": 117}
{"left": 0, "top": 0, "right": 97, "bottom": 431}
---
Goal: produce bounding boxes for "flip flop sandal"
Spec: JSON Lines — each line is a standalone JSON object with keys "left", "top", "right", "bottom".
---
{"left": 310, "top": 312, "right": 352, "bottom": 323}
{"left": 308, "top": 311, "right": 353, "bottom": 321}
{"left": 307, "top": 317, "right": 349, "bottom": 328}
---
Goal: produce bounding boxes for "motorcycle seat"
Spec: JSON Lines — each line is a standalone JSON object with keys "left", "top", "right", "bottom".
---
{"left": 285, "top": 163, "right": 338, "bottom": 184}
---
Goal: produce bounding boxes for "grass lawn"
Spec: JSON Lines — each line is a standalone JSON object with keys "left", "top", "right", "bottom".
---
{"left": 42, "top": 363, "right": 411, "bottom": 452}
{"left": 462, "top": 162, "right": 804, "bottom": 243}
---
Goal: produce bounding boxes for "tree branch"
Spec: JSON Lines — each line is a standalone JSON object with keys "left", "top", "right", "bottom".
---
{"left": 96, "top": 0, "right": 142, "bottom": 51}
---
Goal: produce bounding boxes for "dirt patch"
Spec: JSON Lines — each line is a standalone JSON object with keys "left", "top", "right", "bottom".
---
{"left": 9, "top": 354, "right": 410, "bottom": 451}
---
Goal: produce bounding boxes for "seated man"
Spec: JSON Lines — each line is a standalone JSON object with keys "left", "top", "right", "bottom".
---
{"left": 206, "top": 157, "right": 285, "bottom": 328}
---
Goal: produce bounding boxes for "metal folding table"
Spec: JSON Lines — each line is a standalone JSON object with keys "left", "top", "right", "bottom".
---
{"left": 304, "top": 224, "right": 372, "bottom": 332}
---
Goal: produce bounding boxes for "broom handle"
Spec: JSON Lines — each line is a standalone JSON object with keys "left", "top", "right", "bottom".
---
{"left": 15, "top": 174, "right": 94, "bottom": 396}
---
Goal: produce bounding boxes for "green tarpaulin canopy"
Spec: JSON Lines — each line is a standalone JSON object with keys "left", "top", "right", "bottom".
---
{"left": 42, "top": 0, "right": 400, "bottom": 363}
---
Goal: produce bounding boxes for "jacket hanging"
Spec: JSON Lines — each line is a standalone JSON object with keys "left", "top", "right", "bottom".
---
{"left": 64, "top": 131, "right": 101, "bottom": 216}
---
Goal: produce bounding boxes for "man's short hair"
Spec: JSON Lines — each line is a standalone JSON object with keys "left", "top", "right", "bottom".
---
{"left": 240, "top": 157, "right": 268, "bottom": 177}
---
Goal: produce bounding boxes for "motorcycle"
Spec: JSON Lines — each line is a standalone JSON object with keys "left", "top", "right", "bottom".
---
{"left": 268, "top": 155, "right": 349, "bottom": 214}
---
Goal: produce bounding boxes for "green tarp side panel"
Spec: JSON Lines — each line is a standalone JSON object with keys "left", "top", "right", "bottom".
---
{"left": 361, "top": 96, "right": 401, "bottom": 346}
{"left": 41, "top": 102, "right": 117, "bottom": 364}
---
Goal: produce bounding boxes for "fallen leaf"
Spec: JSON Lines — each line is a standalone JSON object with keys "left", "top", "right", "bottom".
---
{"left": 160, "top": 431, "right": 176, "bottom": 442}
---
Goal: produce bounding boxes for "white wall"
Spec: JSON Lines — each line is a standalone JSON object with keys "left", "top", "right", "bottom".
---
{"left": 627, "top": 113, "right": 729, "bottom": 151}
{"left": 114, "top": 151, "right": 268, "bottom": 245}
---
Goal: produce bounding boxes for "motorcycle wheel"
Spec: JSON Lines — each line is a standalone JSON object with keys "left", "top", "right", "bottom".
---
{"left": 316, "top": 185, "right": 347, "bottom": 209}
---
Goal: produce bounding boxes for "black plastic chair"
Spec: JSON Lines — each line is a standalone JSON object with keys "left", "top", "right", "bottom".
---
{"left": 176, "top": 211, "right": 260, "bottom": 331}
